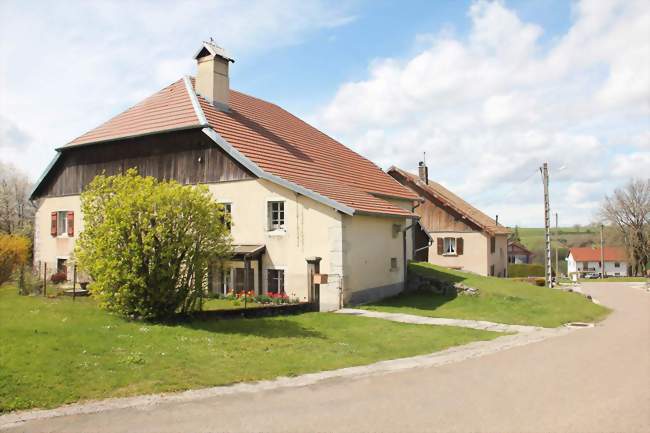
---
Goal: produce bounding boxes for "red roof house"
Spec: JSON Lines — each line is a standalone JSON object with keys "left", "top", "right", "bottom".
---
{"left": 30, "top": 41, "right": 421, "bottom": 308}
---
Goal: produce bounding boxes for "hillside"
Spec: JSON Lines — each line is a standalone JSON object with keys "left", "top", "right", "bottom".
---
{"left": 513, "top": 226, "right": 601, "bottom": 273}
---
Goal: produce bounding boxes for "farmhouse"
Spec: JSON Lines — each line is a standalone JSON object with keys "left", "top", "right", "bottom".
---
{"left": 29, "top": 41, "right": 421, "bottom": 310}
{"left": 388, "top": 163, "right": 510, "bottom": 277}
{"left": 508, "top": 240, "right": 534, "bottom": 264}
{"left": 567, "top": 247, "right": 628, "bottom": 277}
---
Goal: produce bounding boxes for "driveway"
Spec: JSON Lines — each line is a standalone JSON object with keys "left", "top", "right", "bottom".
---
{"left": 5, "top": 282, "right": 649, "bottom": 433}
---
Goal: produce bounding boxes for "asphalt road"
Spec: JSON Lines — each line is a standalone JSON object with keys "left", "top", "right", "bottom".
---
{"left": 6, "top": 282, "right": 650, "bottom": 433}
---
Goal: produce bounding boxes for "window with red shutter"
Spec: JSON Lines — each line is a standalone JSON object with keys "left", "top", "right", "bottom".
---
{"left": 50, "top": 212, "right": 57, "bottom": 237}
{"left": 67, "top": 211, "right": 74, "bottom": 237}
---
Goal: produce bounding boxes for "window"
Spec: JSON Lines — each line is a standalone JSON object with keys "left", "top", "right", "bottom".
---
{"left": 444, "top": 237, "right": 456, "bottom": 255}
{"left": 490, "top": 237, "right": 496, "bottom": 254}
{"left": 219, "top": 203, "right": 232, "bottom": 230}
{"left": 268, "top": 201, "right": 285, "bottom": 230}
{"left": 57, "top": 211, "right": 68, "bottom": 236}
{"left": 57, "top": 258, "right": 67, "bottom": 274}
{"left": 390, "top": 257, "right": 398, "bottom": 271}
{"left": 614, "top": 262, "right": 620, "bottom": 268}
{"left": 267, "top": 269, "right": 284, "bottom": 294}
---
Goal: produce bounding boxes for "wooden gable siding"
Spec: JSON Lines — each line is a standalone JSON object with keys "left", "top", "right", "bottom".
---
{"left": 36, "top": 129, "right": 254, "bottom": 198}
{"left": 417, "top": 199, "right": 476, "bottom": 232}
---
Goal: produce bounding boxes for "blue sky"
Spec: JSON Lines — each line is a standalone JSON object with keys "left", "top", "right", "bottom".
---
{"left": 1, "top": 0, "right": 648, "bottom": 227}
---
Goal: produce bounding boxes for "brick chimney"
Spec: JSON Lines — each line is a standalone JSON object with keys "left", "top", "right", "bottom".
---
{"left": 194, "top": 39, "right": 234, "bottom": 110}
{"left": 418, "top": 161, "right": 428, "bottom": 184}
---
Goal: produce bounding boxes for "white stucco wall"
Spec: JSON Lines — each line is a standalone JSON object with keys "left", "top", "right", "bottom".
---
{"left": 341, "top": 213, "right": 408, "bottom": 304}
{"left": 567, "top": 254, "right": 628, "bottom": 276}
{"left": 33, "top": 195, "right": 84, "bottom": 280}
{"left": 33, "top": 178, "right": 417, "bottom": 310}
{"left": 207, "top": 178, "right": 343, "bottom": 305}
{"left": 427, "top": 231, "right": 488, "bottom": 276}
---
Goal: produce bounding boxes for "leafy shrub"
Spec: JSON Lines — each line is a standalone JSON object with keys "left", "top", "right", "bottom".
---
{"left": 50, "top": 272, "right": 67, "bottom": 284}
{"left": 0, "top": 234, "right": 29, "bottom": 285}
{"left": 18, "top": 269, "right": 42, "bottom": 295}
{"left": 75, "top": 169, "right": 232, "bottom": 321}
{"left": 508, "top": 263, "right": 545, "bottom": 278}
{"left": 255, "top": 294, "right": 272, "bottom": 304}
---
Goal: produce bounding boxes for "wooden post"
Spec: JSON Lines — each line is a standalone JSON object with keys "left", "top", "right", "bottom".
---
{"left": 306, "top": 257, "right": 322, "bottom": 310}
{"left": 244, "top": 256, "right": 251, "bottom": 309}
{"left": 73, "top": 265, "right": 77, "bottom": 301}
{"left": 43, "top": 263, "right": 47, "bottom": 297}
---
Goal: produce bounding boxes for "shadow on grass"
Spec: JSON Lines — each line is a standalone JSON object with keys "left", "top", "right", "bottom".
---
{"left": 367, "top": 263, "right": 470, "bottom": 312}
{"left": 370, "top": 290, "right": 459, "bottom": 312}
{"left": 179, "top": 317, "right": 326, "bottom": 340}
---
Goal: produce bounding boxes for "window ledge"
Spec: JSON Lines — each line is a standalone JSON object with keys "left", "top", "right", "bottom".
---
{"left": 267, "top": 229, "right": 287, "bottom": 237}
{"left": 442, "top": 253, "right": 458, "bottom": 257}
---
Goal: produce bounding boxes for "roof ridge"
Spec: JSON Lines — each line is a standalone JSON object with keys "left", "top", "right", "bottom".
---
{"left": 183, "top": 76, "right": 208, "bottom": 126}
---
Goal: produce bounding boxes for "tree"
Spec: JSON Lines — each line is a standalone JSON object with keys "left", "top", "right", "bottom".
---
{"left": 75, "top": 169, "right": 232, "bottom": 320}
{"left": 509, "top": 225, "right": 521, "bottom": 243}
{"left": 0, "top": 162, "right": 35, "bottom": 236}
{"left": 599, "top": 179, "right": 650, "bottom": 276}
{"left": 0, "top": 234, "right": 29, "bottom": 285}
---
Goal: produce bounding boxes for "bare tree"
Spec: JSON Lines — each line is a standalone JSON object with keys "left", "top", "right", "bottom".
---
{"left": 600, "top": 178, "right": 650, "bottom": 276}
{"left": 0, "top": 162, "right": 35, "bottom": 236}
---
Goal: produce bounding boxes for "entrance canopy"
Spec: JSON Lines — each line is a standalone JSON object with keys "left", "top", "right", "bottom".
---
{"left": 231, "top": 244, "right": 266, "bottom": 261}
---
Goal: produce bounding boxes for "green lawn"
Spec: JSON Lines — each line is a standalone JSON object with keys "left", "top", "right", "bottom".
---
{"left": 0, "top": 284, "right": 500, "bottom": 413}
{"left": 362, "top": 262, "right": 610, "bottom": 328}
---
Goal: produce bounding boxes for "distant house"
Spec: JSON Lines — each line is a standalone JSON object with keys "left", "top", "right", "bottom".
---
{"left": 567, "top": 247, "right": 628, "bottom": 277}
{"left": 388, "top": 163, "right": 510, "bottom": 277}
{"left": 508, "top": 241, "right": 534, "bottom": 264}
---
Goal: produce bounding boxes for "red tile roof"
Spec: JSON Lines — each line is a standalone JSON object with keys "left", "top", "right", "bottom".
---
{"left": 389, "top": 166, "right": 511, "bottom": 235}
{"left": 67, "top": 79, "right": 201, "bottom": 146}
{"left": 58, "top": 78, "right": 417, "bottom": 217}
{"left": 569, "top": 247, "right": 627, "bottom": 262}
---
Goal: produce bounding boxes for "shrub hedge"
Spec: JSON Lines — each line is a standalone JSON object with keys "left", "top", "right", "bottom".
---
{"left": 508, "top": 263, "right": 545, "bottom": 278}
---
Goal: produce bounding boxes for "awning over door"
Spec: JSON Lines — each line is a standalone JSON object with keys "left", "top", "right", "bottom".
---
{"left": 231, "top": 244, "right": 266, "bottom": 261}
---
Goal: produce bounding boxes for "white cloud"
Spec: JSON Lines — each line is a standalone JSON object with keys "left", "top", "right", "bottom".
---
{"left": 612, "top": 152, "right": 650, "bottom": 178}
{"left": 0, "top": 0, "right": 355, "bottom": 178}
{"left": 314, "top": 0, "right": 650, "bottom": 226}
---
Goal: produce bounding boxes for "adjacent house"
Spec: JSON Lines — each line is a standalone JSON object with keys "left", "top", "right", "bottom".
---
{"left": 567, "top": 247, "right": 628, "bottom": 277}
{"left": 388, "top": 163, "right": 510, "bottom": 277}
{"left": 508, "top": 241, "right": 534, "bottom": 264}
{"left": 30, "top": 41, "right": 421, "bottom": 310}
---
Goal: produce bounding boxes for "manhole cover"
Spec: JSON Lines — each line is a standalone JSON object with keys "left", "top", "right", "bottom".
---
{"left": 565, "top": 322, "right": 595, "bottom": 328}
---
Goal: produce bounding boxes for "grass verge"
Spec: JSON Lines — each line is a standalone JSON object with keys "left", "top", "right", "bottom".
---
{"left": 362, "top": 262, "right": 610, "bottom": 328}
{"left": 0, "top": 284, "right": 499, "bottom": 413}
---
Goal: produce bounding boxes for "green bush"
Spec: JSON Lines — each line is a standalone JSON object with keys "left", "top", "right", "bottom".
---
{"left": 508, "top": 263, "right": 545, "bottom": 278}
{"left": 75, "top": 169, "right": 232, "bottom": 321}
{"left": 0, "top": 234, "right": 29, "bottom": 286}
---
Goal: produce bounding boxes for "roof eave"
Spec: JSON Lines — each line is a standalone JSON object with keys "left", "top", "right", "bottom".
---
{"left": 29, "top": 152, "right": 62, "bottom": 200}
{"left": 57, "top": 124, "right": 205, "bottom": 151}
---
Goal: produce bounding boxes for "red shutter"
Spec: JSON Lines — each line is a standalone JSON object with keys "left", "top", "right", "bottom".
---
{"left": 50, "top": 212, "right": 57, "bottom": 237}
{"left": 457, "top": 237, "right": 464, "bottom": 255}
{"left": 437, "top": 238, "right": 444, "bottom": 255}
{"left": 67, "top": 211, "right": 74, "bottom": 237}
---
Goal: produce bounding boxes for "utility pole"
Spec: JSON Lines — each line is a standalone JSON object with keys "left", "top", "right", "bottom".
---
{"left": 540, "top": 163, "right": 552, "bottom": 288}
{"left": 555, "top": 212, "right": 559, "bottom": 279}
{"left": 600, "top": 224, "right": 605, "bottom": 280}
